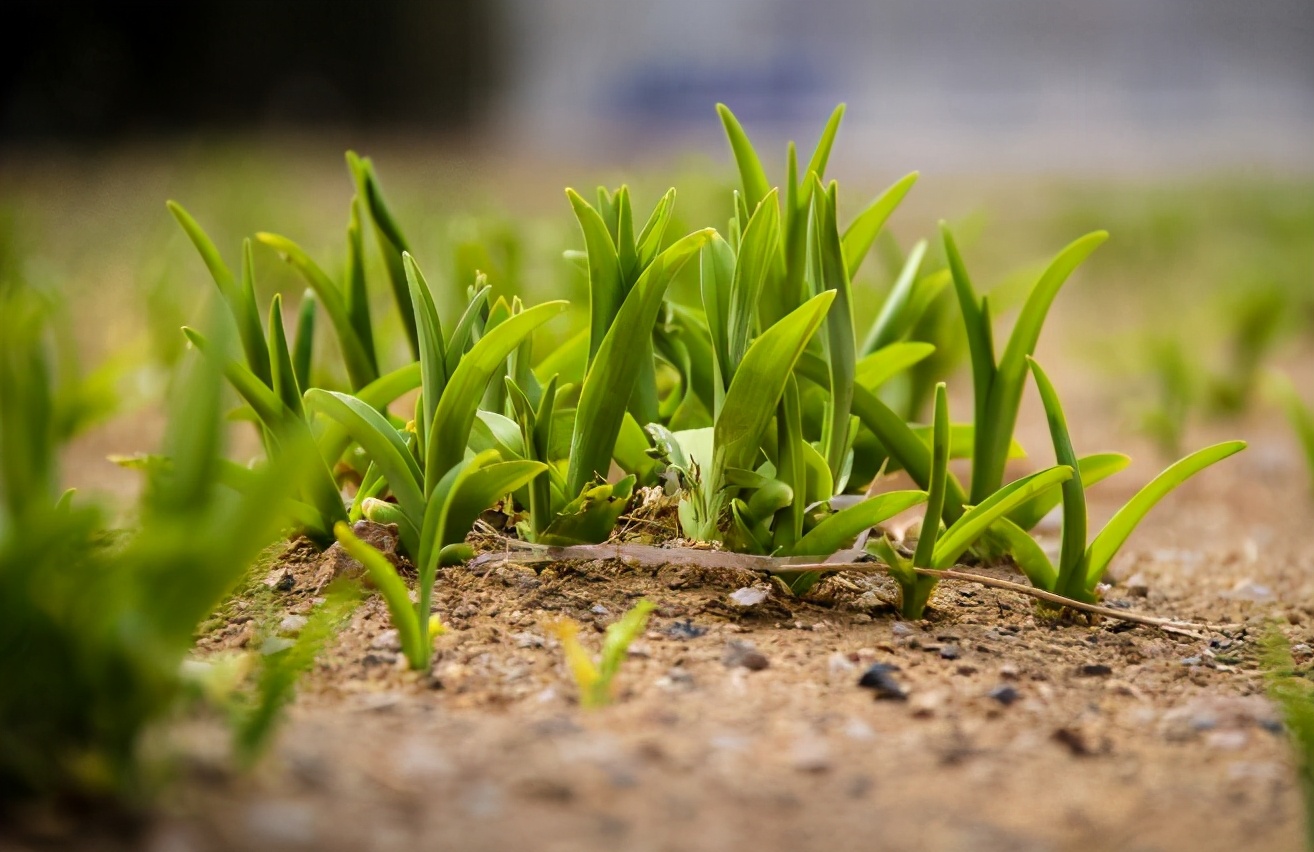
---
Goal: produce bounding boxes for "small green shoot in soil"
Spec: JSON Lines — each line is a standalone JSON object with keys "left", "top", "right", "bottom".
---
{"left": 548, "top": 600, "right": 655, "bottom": 709}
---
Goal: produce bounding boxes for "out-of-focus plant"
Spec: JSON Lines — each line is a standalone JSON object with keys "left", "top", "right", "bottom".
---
{"left": 548, "top": 600, "right": 655, "bottom": 709}
{"left": 0, "top": 287, "right": 305, "bottom": 799}
{"left": 1261, "top": 628, "right": 1314, "bottom": 851}
{"left": 227, "top": 582, "right": 362, "bottom": 766}
{"left": 1276, "top": 376, "right": 1314, "bottom": 492}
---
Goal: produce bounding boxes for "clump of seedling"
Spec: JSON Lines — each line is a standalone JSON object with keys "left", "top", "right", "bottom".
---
{"left": 0, "top": 286, "right": 310, "bottom": 798}
{"left": 548, "top": 600, "right": 655, "bottom": 709}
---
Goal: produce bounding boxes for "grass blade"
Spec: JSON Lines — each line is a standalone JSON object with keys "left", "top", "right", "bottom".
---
{"left": 305, "top": 389, "right": 424, "bottom": 525}
{"left": 403, "top": 253, "right": 448, "bottom": 447}
{"left": 1006, "top": 452, "right": 1130, "bottom": 531}
{"left": 932, "top": 465, "right": 1074, "bottom": 569}
{"left": 567, "top": 229, "right": 714, "bottom": 496}
{"left": 429, "top": 300, "right": 567, "bottom": 485}
{"left": 811, "top": 180, "right": 857, "bottom": 481}
{"left": 855, "top": 342, "right": 936, "bottom": 391}
{"left": 913, "top": 384, "right": 951, "bottom": 567}
{"left": 167, "top": 203, "right": 273, "bottom": 387}
{"left": 567, "top": 189, "right": 624, "bottom": 365}
{"left": 785, "top": 490, "right": 926, "bottom": 557}
{"left": 1027, "top": 358, "right": 1088, "bottom": 598}
{"left": 841, "top": 172, "right": 919, "bottom": 280}
{"left": 292, "top": 289, "right": 316, "bottom": 393}
{"left": 990, "top": 516, "right": 1058, "bottom": 591}
{"left": 256, "top": 232, "right": 378, "bottom": 389}
{"left": 860, "top": 240, "right": 927, "bottom": 355}
{"left": 347, "top": 152, "right": 419, "bottom": 358}
{"left": 266, "top": 295, "right": 303, "bottom": 419}
{"left": 978, "top": 232, "right": 1108, "bottom": 499}
{"left": 334, "top": 521, "right": 423, "bottom": 668}
{"left": 715, "top": 291, "right": 835, "bottom": 475}
{"left": 1085, "top": 441, "right": 1245, "bottom": 588}
{"left": 716, "top": 104, "right": 772, "bottom": 211}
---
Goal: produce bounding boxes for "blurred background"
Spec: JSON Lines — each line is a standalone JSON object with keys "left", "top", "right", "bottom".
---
{"left": 2, "top": 0, "right": 1311, "bottom": 493}
{"left": 5, "top": 0, "right": 1312, "bottom": 170}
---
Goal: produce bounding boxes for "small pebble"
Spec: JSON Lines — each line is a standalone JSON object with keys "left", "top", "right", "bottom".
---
{"left": 858, "top": 663, "right": 907, "bottom": 700}
{"left": 1077, "top": 664, "right": 1113, "bottom": 677}
{"left": 999, "top": 663, "right": 1021, "bottom": 680}
{"left": 939, "top": 644, "right": 961, "bottom": 660}
{"left": 729, "top": 587, "right": 769, "bottom": 607}
{"left": 591, "top": 604, "right": 611, "bottom": 616}
{"left": 371, "top": 629, "right": 401, "bottom": 651}
{"left": 278, "top": 615, "right": 308, "bottom": 635}
{"left": 723, "top": 640, "right": 770, "bottom": 671}
{"left": 988, "top": 684, "right": 1020, "bottom": 706}
{"left": 891, "top": 622, "right": 915, "bottom": 638}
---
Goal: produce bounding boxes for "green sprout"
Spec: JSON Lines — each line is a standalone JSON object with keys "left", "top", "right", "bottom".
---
{"left": 942, "top": 223, "right": 1108, "bottom": 507}
{"left": 868, "top": 383, "right": 1074, "bottom": 618}
{"left": 991, "top": 357, "right": 1245, "bottom": 603}
{"left": 548, "top": 600, "right": 655, "bottom": 709}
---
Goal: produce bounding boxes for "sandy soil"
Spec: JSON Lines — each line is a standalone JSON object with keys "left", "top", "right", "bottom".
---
{"left": 5, "top": 355, "right": 1313, "bottom": 852}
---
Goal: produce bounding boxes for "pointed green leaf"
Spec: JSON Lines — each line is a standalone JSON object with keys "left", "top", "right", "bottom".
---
{"left": 860, "top": 240, "right": 927, "bottom": 355}
{"left": 855, "top": 341, "right": 936, "bottom": 391}
{"left": 786, "top": 490, "right": 927, "bottom": 557}
{"left": 429, "top": 300, "right": 567, "bottom": 485}
{"left": 1028, "top": 357, "right": 1088, "bottom": 598}
{"left": 990, "top": 516, "right": 1058, "bottom": 592}
{"left": 256, "top": 232, "right": 378, "bottom": 389}
{"left": 567, "top": 229, "right": 715, "bottom": 496}
{"left": 292, "top": 289, "right": 316, "bottom": 393}
{"left": 266, "top": 294, "right": 303, "bottom": 418}
{"left": 1085, "top": 441, "right": 1245, "bottom": 587}
{"left": 716, "top": 291, "right": 835, "bottom": 477}
{"left": 842, "top": 172, "right": 919, "bottom": 280}
{"left": 913, "top": 384, "right": 951, "bottom": 567}
{"left": 567, "top": 188, "right": 624, "bottom": 365}
{"left": 932, "top": 465, "right": 1074, "bottom": 569}
{"left": 1006, "top": 452, "right": 1131, "bottom": 531}
{"left": 716, "top": 104, "right": 772, "bottom": 211}
{"left": 305, "top": 389, "right": 424, "bottom": 524}
{"left": 977, "top": 231, "right": 1108, "bottom": 498}
{"left": 168, "top": 202, "right": 272, "bottom": 385}
{"left": 334, "top": 521, "right": 424, "bottom": 669}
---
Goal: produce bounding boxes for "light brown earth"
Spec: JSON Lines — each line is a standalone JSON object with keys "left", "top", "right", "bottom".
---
{"left": 10, "top": 374, "right": 1313, "bottom": 852}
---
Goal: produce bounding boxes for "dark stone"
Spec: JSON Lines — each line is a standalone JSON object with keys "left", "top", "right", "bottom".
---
{"left": 858, "top": 663, "right": 907, "bottom": 700}
{"left": 988, "top": 684, "right": 1020, "bottom": 706}
{"left": 1077, "top": 663, "right": 1113, "bottom": 677}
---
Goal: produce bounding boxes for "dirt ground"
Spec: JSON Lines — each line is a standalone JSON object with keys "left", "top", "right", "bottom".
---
{"left": 7, "top": 362, "right": 1310, "bottom": 852}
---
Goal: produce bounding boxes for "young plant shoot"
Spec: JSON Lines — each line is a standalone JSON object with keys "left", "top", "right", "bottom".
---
{"left": 992, "top": 358, "right": 1246, "bottom": 603}
{"left": 868, "top": 383, "right": 1075, "bottom": 618}
{"left": 549, "top": 600, "right": 655, "bottom": 709}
